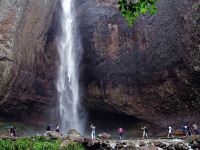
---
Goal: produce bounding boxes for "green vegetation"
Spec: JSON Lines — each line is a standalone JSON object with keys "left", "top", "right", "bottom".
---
{"left": 0, "top": 136, "right": 85, "bottom": 150}
{"left": 118, "top": 0, "right": 157, "bottom": 26}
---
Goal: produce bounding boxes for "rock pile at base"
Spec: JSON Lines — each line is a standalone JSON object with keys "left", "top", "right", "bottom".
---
{"left": 44, "top": 130, "right": 199, "bottom": 150}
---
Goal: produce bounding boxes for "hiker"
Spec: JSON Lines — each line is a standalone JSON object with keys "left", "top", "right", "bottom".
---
{"left": 117, "top": 127, "right": 124, "bottom": 140}
{"left": 46, "top": 123, "right": 51, "bottom": 132}
{"left": 184, "top": 125, "right": 188, "bottom": 136}
{"left": 167, "top": 126, "right": 173, "bottom": 138}
{"left": 10, "top": 126, "right": 16, "bottom": 137}
{"left": 90, "top": 124, "right": 96, "bottom": 139}
{"left": 193, "top": 123, "right": 199, "bottom": 135}
{"left": 141, "top": 126, "right": 148, "bottom": 139}
{"left": 187, "top": 122, "right": 192, "bottom": 136}
{"left": 56, "top": 124, "right": 59, "bottom": 133}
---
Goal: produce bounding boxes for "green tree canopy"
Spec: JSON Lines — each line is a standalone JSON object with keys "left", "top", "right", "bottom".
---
{"left": 118, "top": 0, "right": 157, "bottom": 26}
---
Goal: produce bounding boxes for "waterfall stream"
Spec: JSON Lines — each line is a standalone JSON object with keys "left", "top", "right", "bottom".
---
{"left": 57, "top": 0, "right": 83, "bottom": 133}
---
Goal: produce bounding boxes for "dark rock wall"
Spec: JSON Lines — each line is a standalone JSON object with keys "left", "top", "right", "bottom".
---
{"left": 0, "top": 0, "right": 59, "bottom": 123}
{"left": 0, "top": 0, "right": 199, "bottom": 126}
{"left": 78, "top": 0, "right": 200, "bottom": 125}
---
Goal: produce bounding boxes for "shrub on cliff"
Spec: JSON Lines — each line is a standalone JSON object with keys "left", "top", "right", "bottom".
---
{"left": 118, "top": 0, "right": 157, "bottom": 25}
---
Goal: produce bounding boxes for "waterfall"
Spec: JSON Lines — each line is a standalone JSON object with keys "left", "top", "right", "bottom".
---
{"left": 57, "top": 0, "right": 84, "bottom": 133}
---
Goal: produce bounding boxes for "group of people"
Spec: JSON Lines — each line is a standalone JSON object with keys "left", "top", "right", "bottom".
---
{"left": 90, "top": 124, "right": 125, "bottom": 140}
{"left": 90, "top": 123, "right": 199, "bottom": 140}
{"left": 184, "top": 122, "right": 199, "bottom": 136}
{"left": 168, "top": 122, "right": 199, "bottom": 138}
{"left": 46, "top": 123, "right": 60, "bottom": 133}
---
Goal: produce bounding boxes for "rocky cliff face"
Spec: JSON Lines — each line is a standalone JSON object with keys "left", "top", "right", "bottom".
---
{"left": 0, "top": 0, "right": 59, "bottom": 122}
{"left": 0, "top": 0, "right": 199, "bottom": 126}
{"left": 78, "top": 0, "right": 200, "bottom": 125}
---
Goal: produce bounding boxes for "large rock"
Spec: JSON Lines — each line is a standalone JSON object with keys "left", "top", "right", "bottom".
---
{"left": 139, "top": 146, "right": 158, "bottom": 150}
{"left": 0, "top": 0, "right": 59, "bottom": 122}
{"left": 0, "top": 0, "right": 200, "bottom": 127}
{"left": 46, "top": 131, "right": 62, "bottom": 139}
{"left": 79, "top": 0, "right": 200, "bottom": 125}
{"left": 123, "top": 145, "right": 138, "bottom": 150}
{"left": 98, "top": 133, "right": 111, "bottom": 139}
{"left": 174, "top": 142, "right": 189, "bottom": 150}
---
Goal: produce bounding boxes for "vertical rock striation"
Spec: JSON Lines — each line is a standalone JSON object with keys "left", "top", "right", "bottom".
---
{"left": 78, "top": 0, "right": 200, "bottom": 125}
{"left": 0, "top": 0, "right": 199, "bottom": 126}
{"left": 0, "top": 0, "right": 59, "bottom": 122}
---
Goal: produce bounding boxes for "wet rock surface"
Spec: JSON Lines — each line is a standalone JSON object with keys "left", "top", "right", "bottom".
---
{"left": 79, "top": 0, "right": 200, "bottom": 125}
{"left": 0, "top": 0, "right": 200, "bottom": 126}
{"left": 187, "top": 136, "right": 200, "bottom": 149}
{"left": 98, "top": 133, "right": 112, "bottom": 140}
{"left": 0, "top": 0, "right": 59, "bottom": 122}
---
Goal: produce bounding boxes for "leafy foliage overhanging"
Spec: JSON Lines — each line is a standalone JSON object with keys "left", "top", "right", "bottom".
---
{"left": 118, "top": 0, "right": 157, "bottom": 26}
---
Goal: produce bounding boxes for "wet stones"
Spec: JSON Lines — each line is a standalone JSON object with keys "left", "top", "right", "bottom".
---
{"left": 98, "top": 133, "right": 112, "bottom": 140}
{"left": 188, "top": 136, "right": 200, "bottom": 149}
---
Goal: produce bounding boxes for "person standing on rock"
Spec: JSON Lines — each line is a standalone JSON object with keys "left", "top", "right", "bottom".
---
{"left": 193, "top": 123, "right": 199, "bottom": 135}
{"left": 90, "top": 124, "right": 96, "bottom": 139}
{"left": 187, "top": 122, "right": 192, "bottom": 136}
{"left": 46, "top": 123, "right": 51, "bottom": 132}
{"left": 184, "top": 125, "right": 188, "bottom": 136}
{"left": 56, "top": 123, "right": 59, "bottom": 133}
{"left": 167, "top": 126, "right": 173, "bottom": 138}
{"left": 10, "top": 126, "right": 16, "bottom": 137}
{"left": 141, "top": 126, "right": 148, "bottom": 139}
{"left": 117, "top": 127, "right": 124, "bottom": 140}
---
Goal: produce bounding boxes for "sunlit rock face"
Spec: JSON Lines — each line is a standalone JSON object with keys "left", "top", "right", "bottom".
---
{"left": 78, "top": 0, "right": 200, "bottom": 125}
{"left": 0, "top": 0, "right": 59, "bottom": 122}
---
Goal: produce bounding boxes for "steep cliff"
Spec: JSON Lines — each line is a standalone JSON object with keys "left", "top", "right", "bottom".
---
{"left": 79, "top": 0, "right": 200, "bottom": 125}
{"left": 0, "top": 0, "right": 59, "bottom": 122}
{"left": 0, "top": 0, "right": 199, "bottom": 126}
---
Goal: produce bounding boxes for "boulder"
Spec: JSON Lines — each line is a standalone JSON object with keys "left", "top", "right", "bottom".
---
{"left": 68, "top": 129, "right": 81, "bottom": 136}
{"left": 60, "top": 139, "right": 71, "bottom": 148}
{"left": 0, "top": 129, "right": 10, "bottom": 138}
{"left": 190, "top": 141, "right": 200, "bottom": 149}
{"left": 139, "top": 145, "right": 158, "bottom": 150}
{"left": 98, "top": 133, "right": 111, "bottom": 140}
{"left": 115, "top": 142, "right": 125, "bottom": 149}
{"left": 174, "top": 142, "right": 189, "bottom": 150}
{"left": 46, "top": 131, "right": 62, "bottom": 139}
{"left": 139, "top": 141, "right": 146, "bottom": 147}
{"left": 67, "top": 129, "right": 82, "bottom": 140}
{"left": 174, "top": 130, "right": 185, "bottom": 137}
{"left": 122, "top": 145, "right": 138, "bottom": 150}
{"left": 166, "top": 144, "right": 175, "bottom": 150}
{"left": 154, "top": 141, "right": 166, "bottom": 148}
{"left": 85, "top": 139, "right": 101, "bottom": 150}
{"left": 195, "top": 136, "right": 200, "bottom": 143}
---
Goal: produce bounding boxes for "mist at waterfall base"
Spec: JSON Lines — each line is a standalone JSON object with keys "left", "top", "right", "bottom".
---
{"left": 56, "top": 0, "right": 86, "bottom": 134}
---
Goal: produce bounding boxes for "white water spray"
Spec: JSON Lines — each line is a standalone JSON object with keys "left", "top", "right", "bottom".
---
{"left": 57, "top": 0, "right": 83, "bottom": 133}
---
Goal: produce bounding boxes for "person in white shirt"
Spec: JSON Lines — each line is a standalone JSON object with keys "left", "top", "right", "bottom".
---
{"left": 56, "top": 123, "right": 59, "bottom": 133}
{"left": 168, "top": 126, "right": 173, "bottom": 138}
{"left": 141, "top": 126, "right": 148, "bottom": 139}
{"left": 90, "top": 124, "right": 96, "bottom": 139}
